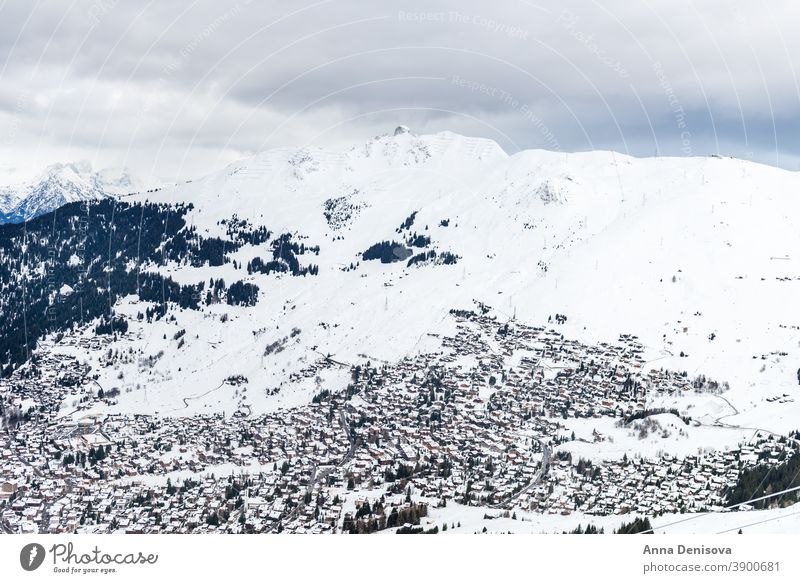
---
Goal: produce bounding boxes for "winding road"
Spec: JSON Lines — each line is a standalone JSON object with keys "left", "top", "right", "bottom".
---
{"left": 491, "top": 439, "right": 552, "bottom": 509}
{"left": 265, "top": 404, "right": 359, "bottom": 532}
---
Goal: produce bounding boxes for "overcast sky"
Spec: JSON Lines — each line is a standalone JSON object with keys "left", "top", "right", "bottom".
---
{"left": 0, "top": 0, "right": 798, "bottom": 183}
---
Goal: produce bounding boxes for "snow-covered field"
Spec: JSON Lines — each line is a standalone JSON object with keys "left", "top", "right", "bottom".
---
{"left": 417, "top": 501, "right": 800, "bottom": 535}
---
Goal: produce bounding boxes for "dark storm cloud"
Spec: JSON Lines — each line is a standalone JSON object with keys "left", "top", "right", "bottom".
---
{"left": 0, "top": 0, "right": 798, "bottom": 182}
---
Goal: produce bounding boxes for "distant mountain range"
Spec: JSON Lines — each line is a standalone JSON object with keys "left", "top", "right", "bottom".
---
{"left": 0, "top": 161, "right": 148, "bottom": 224}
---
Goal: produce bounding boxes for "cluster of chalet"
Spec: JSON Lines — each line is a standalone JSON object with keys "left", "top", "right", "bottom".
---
{"left": 525, "top": 433, "right": 796, "bottom": 517}
{"left": 0, "top": 307, "right": 787, "bottom": 534}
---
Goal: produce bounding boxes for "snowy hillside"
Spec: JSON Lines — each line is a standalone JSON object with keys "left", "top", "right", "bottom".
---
{"left": 80, "top": 128, "right": 797, "bottom": 432}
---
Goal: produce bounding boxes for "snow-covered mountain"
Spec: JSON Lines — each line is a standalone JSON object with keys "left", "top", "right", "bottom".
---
{"left": 0, "top": 161, "right": 146, "bottom": 223}
{"left": 41, "top": 127, "right": 794, "bottom": 435}
{"left": 0, "top": 191, "right": 16, "bottom": 216}
{"left": 5, "top": 127, "right": 800, "bottom": 535}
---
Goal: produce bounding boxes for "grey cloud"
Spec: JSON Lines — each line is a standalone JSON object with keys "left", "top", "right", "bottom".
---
{"left": 0, "top": 0, "right": 798, "bottom": 182}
